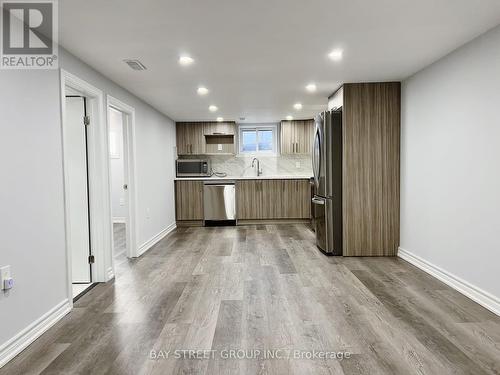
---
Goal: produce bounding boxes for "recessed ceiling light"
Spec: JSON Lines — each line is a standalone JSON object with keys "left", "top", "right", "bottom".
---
{"left": 179, "top": 55, "right": 194, "bottom": 66}
{"left": 209, "top": 105, "right": 218, "bottom": 112}
{"left": 197, "top": 86, "right": 209, "bottom": 95}
{"left": 293, "top": 103, "right": 303, "bottom": 110}
{"left": 216, "top": 117, "right": 224, "bottom": 122}
{"left": 306, "top": 83, "right": 317, "bottom": 92}
{"left": 328, "top": 49, "right": 343, "bottom": 61}
{"left": 286, "top": 115, "right": 293, "bottom": 121}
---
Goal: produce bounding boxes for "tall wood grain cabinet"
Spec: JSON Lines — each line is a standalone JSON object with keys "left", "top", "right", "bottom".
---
{"left": 333, "top": 82, "right": 401, "bottom": 256}
{"left": 280, "top": 120, "right": 314, "bottom": 154}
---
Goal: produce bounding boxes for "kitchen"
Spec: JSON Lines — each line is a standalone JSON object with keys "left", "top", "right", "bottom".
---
{"left": 174, "top": 82, "right": 400, "bottom": 257}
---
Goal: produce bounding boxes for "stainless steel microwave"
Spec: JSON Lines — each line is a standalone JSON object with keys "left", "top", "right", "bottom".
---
{"left": 176, "top": 159, "right": 211, "bottom": 177}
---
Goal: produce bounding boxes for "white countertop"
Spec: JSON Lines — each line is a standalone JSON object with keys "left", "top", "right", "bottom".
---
{"left": 174, "top": 175, "right": 312, "bottom": 181}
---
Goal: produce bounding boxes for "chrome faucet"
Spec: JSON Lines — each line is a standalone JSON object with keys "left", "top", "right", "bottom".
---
{"left": 251, "top": 157, "right": 262, "bottom": 176}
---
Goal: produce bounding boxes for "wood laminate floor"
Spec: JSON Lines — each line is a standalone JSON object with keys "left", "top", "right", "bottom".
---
{"left": 113, "top": 223, "right": 127, "bottom": 266}
{"left": 2, "top": 225, "right": 500, "bottom": 375}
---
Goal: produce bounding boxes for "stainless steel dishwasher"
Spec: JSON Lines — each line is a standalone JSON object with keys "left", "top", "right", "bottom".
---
{"left": 203, "top": 181, "right": 236, "bottom": 225}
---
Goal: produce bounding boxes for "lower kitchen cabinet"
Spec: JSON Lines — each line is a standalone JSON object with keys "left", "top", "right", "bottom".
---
{"left": 282, "top": 179, "right": 311, "bottom": 218}
{"left": 175, "top": 180, "right": 203, "bottom": 220}
{"left": 236, "top": 179, "right": 310, "bottom": 220}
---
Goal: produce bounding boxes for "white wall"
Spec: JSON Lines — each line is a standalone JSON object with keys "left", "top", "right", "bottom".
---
{"left": 109, "top": 109, "right": 126, "bottom": 220}
{"left": 401, "top": 25, "right": 500, "bottom": 306}
{"left": 59, "top": 48, "right": 177, "bottom": 248}
{"left": 0, "top": 70, "right": 68, "bottom": 346}
{"left": 0, "top": 48, "right": 177, "bottom": 363}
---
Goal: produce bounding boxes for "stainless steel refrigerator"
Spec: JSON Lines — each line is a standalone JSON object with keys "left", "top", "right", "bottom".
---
{"left": 312, "top": 110, "right": 343, "bottom": 255}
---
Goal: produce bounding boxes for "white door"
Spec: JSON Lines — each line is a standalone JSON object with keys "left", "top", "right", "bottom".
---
{"left": 65, "top": 96, "right": 92, "bottom": 283}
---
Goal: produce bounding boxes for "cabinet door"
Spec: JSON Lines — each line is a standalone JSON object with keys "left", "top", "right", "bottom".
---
{"left": 203, "top": 122, "right": 235, "bottom": 135}
{"left": 261, "top": 180, "right": 283, "bottom": 219}
{"left": 190, "top": 123, "right": 205, "bottom": 154}
{"left": 280, "top": 121, "right": 295, "bottom": 155}
{"left": 296, "top": 120, "right": 314, "bottom": 154}
{"left": 236, "top": 180, "right": 264, "bottom": 219}
{"left": 282, "top": 180, "right": 311, "bottom": 218}
{"left": 297, "top": 179, "right": 311, "bottom": 218}
{"left": 176, "top": 123, "right": 190, "bottom": 155}
{"left": 282, "top": 180, "right": 299, "bottom": 218}
{"left": 175, "top": 181, "right": 203, "bottom": 220}
{"left": 176, "top": 123, "right": 205, "bottom": 155}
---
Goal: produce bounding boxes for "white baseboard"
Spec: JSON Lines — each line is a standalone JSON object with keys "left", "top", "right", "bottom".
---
{"left": 398, "top": 247, "right": 500, "bottom": 316}
{"left": 0, "top": 299, "right": 71, "bottom": 368}
{"left": 112, "top": 217, "right": 126, "bottom": 224}
{"left": 136, "top": 222, "right": 176, "bottom": 257}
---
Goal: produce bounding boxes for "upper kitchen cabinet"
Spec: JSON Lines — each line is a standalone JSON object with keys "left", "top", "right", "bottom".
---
{"left": 280, "top": 119, "right": 314, "bottom": 154}
{"left": 204, "top": 121, "right": 236, "bottom": 155}
{"left": 203, "top": 121, "right": 235, "bottom": 136}
{"left": 176, "top": 122, "right": 205, "bottom": 155}
{"left": 176, "top": 121, "right": 236, "bottom": 155}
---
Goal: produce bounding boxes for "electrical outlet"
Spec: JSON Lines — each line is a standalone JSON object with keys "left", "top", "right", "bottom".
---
{"left": 0, "top": 265, "right": 13, "bottom": 291}
{"left": 295, "top": 162, "right": 301, "bottom": 169}
{"left": 217, "top": 144, "right": 222, "bottom": 151}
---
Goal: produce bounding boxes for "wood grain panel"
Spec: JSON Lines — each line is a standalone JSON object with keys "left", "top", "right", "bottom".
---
{"left": 280, "top": 121, "right": 295, "bottom": 154}
{"left": 204, "top": 135, "right": 235, "bottom": 154}
{"left": 342, "top": 82, "right": 400, "bottom": 256}
{"left": 237, "top": 179, "right": 310, "bottom": 220}
{"left": 175, "top": 180, "right": 204, "bottom": 220}
{"left": 261, "top": 180, "right": 283, "bottom": 219}
{"left": 176, "top": 122, "right": 205, "bottom": 155}
{"left": 203, "top": 122, "right": 235, "bottom": 135}
{"left": 236, "top": 180, "right": 262, "bottom": 219}
{"left": 280, "top": 120, "right": 314, "bottom": 154}
{"left": 296, "top": 120, "right": 315, "bottom": 154}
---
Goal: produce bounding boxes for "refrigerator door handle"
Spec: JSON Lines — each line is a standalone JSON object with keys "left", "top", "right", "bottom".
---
{"left": 312, "top": 197, "right": 325, "bottom": 205}
{"left": 312, "top": 121, "right": 322, "bottom": 188}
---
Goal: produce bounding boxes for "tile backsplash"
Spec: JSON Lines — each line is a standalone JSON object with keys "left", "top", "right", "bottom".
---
{"left": 181, "top": 154, "right": 312, "bottom": 177}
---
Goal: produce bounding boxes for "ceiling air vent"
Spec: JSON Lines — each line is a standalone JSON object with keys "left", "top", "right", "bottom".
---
{"left": 124, "top": 59, "right": 147, "bottom": 71}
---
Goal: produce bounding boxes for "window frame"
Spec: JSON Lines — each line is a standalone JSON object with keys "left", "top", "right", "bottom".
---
{"left": 238, "top": 123, "right": 278, "bottom": 156}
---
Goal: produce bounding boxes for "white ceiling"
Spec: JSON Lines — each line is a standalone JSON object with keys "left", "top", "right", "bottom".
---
{"left": 59, "top": 0, "right": 500, "bottom": 123}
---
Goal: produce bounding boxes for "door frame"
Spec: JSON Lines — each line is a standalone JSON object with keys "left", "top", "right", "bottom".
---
{"left": 60, "top": 70, "right": 114, "bottom": 306}
{"left": 106, "top": 95, "right": 138, "bottom": 259}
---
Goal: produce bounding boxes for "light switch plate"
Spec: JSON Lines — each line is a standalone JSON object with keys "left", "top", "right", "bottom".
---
{"left": 0, "top": 265, "right": 12, "bottom": 290}
{"left": 217, "top": 144, "right": 222, "bottom": 151}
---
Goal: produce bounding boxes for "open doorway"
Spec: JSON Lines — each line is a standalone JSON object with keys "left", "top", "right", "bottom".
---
{"left": 65, "top": 95, "right": 94, "bottom": 298}
{"left": 107, "top": 95, "right": 138, "bottom": 267}
{"left": 109, "top": 108, "right": 128, "bottom": 265}
{"left": 61, "top": 70, "right": 114, "bottom": 307}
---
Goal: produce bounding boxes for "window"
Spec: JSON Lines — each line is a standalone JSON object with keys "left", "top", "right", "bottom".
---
{"left": 239, "top": 124, "right": 278, "bottom": 155}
